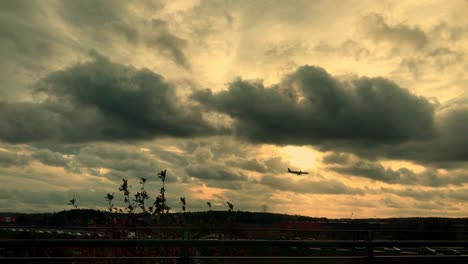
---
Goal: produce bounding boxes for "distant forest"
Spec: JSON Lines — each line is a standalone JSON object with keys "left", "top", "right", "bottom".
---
{"left": 2, "top": 209, "right": 467, "bottom": 233}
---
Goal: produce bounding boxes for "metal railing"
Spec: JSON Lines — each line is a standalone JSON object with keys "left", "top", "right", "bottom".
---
{"left": 1, "top": 226, "right": 467, "bottom": 263}
{"left": 0, "top": 238, "right": 467, "bottom": 263}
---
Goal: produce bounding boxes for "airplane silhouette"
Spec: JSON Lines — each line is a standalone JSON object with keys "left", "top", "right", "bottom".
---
{"left": 288, "top": 168, "right": 309, "bottom": 175}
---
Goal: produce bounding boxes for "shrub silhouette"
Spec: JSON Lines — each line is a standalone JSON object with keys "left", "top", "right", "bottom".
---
{"left": 104, "top": 192, "right": 115, "bottom": 212}
{"left": 68, "top": 197, "right": 77, "bottom": 209}
{"left": 227, "top": 201, "right": 234, "bottom": 212}
{"left": 180, "top": 196, "right": 186, "bottom": 213}
{"left": 153, "top": 169, "right": 170, "bottom": 215}
{"left": 135, "top": 177, "right": 150, "bottom": 213}
{"left": 118, "top": 179, "right": 136, "bottom": 213}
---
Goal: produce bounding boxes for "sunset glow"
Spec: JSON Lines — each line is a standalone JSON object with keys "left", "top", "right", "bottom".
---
{"left": 0, "top": 0, "right": 467, "bottom": 218}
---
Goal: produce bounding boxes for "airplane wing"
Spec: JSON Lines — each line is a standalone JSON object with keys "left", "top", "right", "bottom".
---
{"left": 287, "top": 169, "right": 308, "bottom": 175}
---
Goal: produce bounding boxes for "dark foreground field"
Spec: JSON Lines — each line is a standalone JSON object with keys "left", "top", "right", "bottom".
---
{"left": 0, "top": 210, "right": 467, "bottom": 263}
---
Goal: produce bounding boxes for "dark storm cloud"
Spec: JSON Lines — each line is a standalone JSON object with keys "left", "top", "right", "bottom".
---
{"left": 193, "top": 65, "right": 435, "bottom": 145}
{"left": 361, "top": 13, "right": 428, "bottom": 50}
{"left": 322, "top": 152, "right": 352, "bottom": 164}
{"left": 193, "top": 65, "right": 468, "bottom": 164}
{"left": 0, "top": 53, "right": 219, "bottom": 143}
{"left": 259, "top": 175, "right": 365, "bottom": 195}
{"left": 0, "top": 101, "right": 61, "bottom": 142}
{"left": 371, "top": 97, "right": 468, "bottom": 164}
{"left": 431, "top": 102, "right": 468, "bottom": 162}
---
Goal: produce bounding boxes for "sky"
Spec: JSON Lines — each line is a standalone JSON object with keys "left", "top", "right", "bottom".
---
{"left": 1, "top": 0, "right": 467, "bottom": 218}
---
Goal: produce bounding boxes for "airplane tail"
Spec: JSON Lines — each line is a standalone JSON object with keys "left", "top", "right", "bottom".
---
{"left": 288, "top": 168, "right": 291, "bottom": 172}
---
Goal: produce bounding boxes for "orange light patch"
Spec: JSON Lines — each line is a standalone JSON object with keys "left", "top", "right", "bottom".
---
{"left": 276, "top": 145, "right": 318, "bottom": 170}
{"left": 98, "top": 167, "right": 110, "bottom": 175}
{"left": 162, "top": 145, "right": 185, "bottom": 154}
{"left": 190, "top": 184, "right": 226, "bottom": 200}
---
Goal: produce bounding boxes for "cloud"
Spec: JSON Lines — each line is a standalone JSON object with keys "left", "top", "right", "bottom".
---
{"left": 381, "top": 187, "right": 468, "bottom": 203}
{"left": 223, "top": 156, "right": 291, "bottom": 174}
{"left": 193, "top": 65, "right": 468, "bottom": 165}
{"left": 0, "top": 52, "right": 221, "bottom": 143}
{"left": 259, "top": 175, "right": 365, "bottom": 195}
{"left": 185, "top": 165, "right": 248, "bottom": 183}
{"left": 264, "top": 41, "right": 310, "bottom": 60}
{"left": 322, "top": 152, "right": 352, "bottom": 164}
{"left": 0, "top": 151, "right": 29, "bottom": 167}
{"left": 378, "top": 96, "right": 468, "bottom": 164}
{"left": 329, "top": 159, "right": 468, "bottom": 187}
{"left": 431, "top": 21, "right": 468, "bottom": 43}
{"left": 225, "top": 158, "right": 268, "bottom": 173}
{"left": 314, "top": 40, "right": 370, "bottom": 60}
{"left": 32, "top": 149, "right": 69, "bottom": 167}
{"left": 0, "top": 1, "right": 74, "bottom": 101}
{"left": 193, "top": 65, "right": 435, "bottom": 146}
{"left": 152, "top": 32, "right": 192, "bottom": 70}
{"left": 109, "top": 19, "right": 192, "bottom": 69}
{"left": 58, "top": 0, "right": 128, "bottom": 27}
{"left": 74, "top": 144, "right": 161, "bottom": 173}
{"left": 398, "top": 47, "right": 465, "bottom": 80}
{"left": 361, "top": 13, "right": 428, "bottom": 50}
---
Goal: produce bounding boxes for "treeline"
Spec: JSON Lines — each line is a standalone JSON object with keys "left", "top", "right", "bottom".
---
{"left": 10, "top": 209, "right": 321, "bottom": 227}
